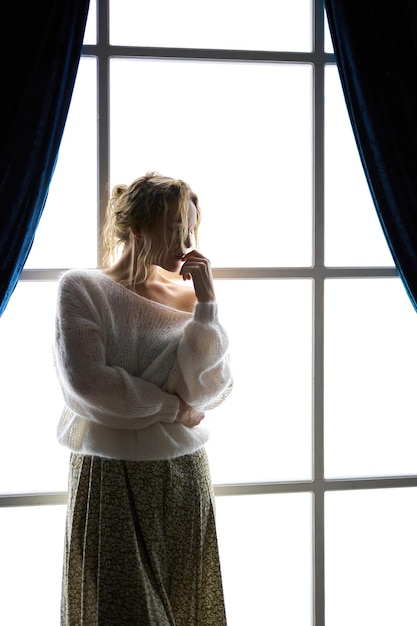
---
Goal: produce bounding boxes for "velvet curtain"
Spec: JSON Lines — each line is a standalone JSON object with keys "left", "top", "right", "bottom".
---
{"left": 325, "top": 1, "right": 417, "bottom": 311}
{"left": 0, "top": 0, "right": 90, "bottom": 316}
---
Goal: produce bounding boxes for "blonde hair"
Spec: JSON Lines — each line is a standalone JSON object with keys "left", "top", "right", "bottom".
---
{"left": 101, "top": 172, "right": 201, "bottom": 285}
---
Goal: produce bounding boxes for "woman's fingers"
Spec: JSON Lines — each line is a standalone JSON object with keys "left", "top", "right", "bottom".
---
{"left": 180, "top": 251, "right": 216, "bottom": 302}
{"left": 175, "top": 398, "right": 205, "bottom": 428}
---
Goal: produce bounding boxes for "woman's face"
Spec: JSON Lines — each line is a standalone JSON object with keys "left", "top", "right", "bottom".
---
{"left": 151, "top": 199, "right": 197, "bottom": 273}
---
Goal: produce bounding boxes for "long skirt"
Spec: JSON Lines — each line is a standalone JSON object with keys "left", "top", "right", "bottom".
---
{"left": 61, "top": 448, "right": 227, "bottom": 626}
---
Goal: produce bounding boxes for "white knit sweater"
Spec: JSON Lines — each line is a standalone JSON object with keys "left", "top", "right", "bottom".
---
{"left": 54, "top": 269, "right": 232, "bottom": 461}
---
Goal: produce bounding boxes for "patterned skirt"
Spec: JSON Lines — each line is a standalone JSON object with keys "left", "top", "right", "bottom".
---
{"left": 61, "top": 448, "right": 227, "bottom": 626}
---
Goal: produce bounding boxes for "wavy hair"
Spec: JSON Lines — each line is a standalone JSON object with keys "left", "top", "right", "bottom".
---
{"left": 101, "top": 172, "right": 201, "bottom": 286}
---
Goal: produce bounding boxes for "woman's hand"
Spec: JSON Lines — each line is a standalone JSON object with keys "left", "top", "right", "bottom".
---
{"left": 180, "top": 250, "right": 216, "bottom": 302}
{"left": 175, "top": 397, "right": 205, "bottom": 428}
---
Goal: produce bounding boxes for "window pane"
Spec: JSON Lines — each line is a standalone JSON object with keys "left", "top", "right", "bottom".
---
{"left": 0, "top": 282, "right": 69, "bottom": 493}
{"left": 216, "top": 493, "right": 312, "bottom": 625}
{"left": 110, "top": 0, "right": 312, "bottom": 52}
{"left": 326, "top": 488, "right": 417, "bottom": 626}
{"left": 83, "top": 0, "right": 97, "bottom": 45}
{"left": 25, "top": 57, "right": 98, "bottom": 269}
{"left": 324, "top": 11, "right": 334, "bottom": 53}
{"left": 206, "top": 279, "right": 312, "bottom": 484}
{"left": 324, "top": 278, "right": 417, "bottom": 478}
{"left": 0, "top": 505, "right": 66, "bottom": 626}
{"left": 110, "top": 59, "right": 312, "bottom": 267}
{"left": 324, "top": 65, "right": 393, "bottom": 266}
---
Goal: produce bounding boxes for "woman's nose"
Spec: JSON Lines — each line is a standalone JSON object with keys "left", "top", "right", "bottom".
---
{"left": 184, "top": 232, "right": 192, "bottom": 249}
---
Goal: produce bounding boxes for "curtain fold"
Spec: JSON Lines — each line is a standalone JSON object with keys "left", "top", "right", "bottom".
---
{"left": 0, "top": 0, "right": 90, "bottom": 316}
{"left": 325, "top": 1, "right": 417, "bottom": 311}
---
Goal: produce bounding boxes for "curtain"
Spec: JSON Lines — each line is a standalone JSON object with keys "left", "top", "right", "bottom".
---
{"left": 325, "top": 1, "right": 417, "bottom": 312}
{"left": 0, "top": 0, "right": 90, "bottom": 316}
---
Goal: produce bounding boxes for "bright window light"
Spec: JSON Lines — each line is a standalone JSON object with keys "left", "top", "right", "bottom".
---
{"left": 110, "top": 0, "right": 312, "bottom": 51}
{"left": 110, "top": 58, "right": 313, "bottom": 267}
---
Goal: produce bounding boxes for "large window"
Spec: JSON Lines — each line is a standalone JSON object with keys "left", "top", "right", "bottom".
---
{"left": 2, "top": 1, "right": 417, "bottom": 624}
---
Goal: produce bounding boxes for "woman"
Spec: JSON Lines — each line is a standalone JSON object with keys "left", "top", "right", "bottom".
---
{"left": 54, "top": 172, "right": 233, "bottom": 625}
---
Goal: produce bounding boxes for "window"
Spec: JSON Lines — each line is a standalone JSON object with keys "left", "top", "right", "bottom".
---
{"left": 2, "top": 1, "right": 417, "bottom": 624}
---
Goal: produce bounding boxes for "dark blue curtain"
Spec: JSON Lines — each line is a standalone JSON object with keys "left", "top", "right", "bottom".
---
{"left": 0, "top": 0, "right": 90, "bottom": 316}
{"left": 325, "top": 1, "right": 417, "bottom": 311}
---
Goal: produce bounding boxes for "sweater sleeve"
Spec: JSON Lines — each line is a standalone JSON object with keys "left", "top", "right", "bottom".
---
{"left": 54, "top": 276, "right": 180, "bottom": 430}
{"left": 166, "top": 302, "right": 233, "bottom": 411}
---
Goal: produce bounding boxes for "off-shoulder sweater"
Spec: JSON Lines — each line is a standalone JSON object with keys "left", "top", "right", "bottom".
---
{"left": 53, "top": 269, "right": 232, "bottom": 461}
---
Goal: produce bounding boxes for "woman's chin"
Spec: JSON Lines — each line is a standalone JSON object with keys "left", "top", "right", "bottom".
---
{"left": 158, "top": 260, "right": 182, "bottom": 275}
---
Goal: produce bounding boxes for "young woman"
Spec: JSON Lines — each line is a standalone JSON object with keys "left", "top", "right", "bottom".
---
{"left": 54, "top": 172, "right": 233, "bottom": 625}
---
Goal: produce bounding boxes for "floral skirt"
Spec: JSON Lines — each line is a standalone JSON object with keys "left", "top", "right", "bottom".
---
{"left": 61, "top": 448, "right": 227, "bottom": 626}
